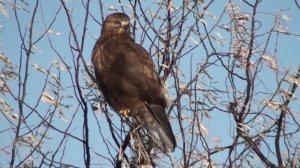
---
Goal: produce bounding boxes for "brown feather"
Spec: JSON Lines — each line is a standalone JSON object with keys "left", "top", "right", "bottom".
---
{"left": 92, "top": 12, "right": 176, "bottom": 152}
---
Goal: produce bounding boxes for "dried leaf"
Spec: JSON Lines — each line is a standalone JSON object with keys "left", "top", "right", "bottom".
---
{"left": 50, "top": 73, "right": 59, "bottom": 82}
{"left": 1, "top": 69, "right": 18, "bottom": 80}
{"left": 0, "top": 3, "right": 9, "bottom": 18}
{"left": 60, "top": 103, "right": 73, "bottom": 109}
{"left": 2, "top": 102, "right": 13, "bottom": 113}
{"left": 289, "top": 76, "right": 300, "bottom": 86}
{"left": 159, "top": 63, "right": 169, "bottom": 70}
{"left": 280, "top": 14, "right": 291, "bottom": 21}
{"left": 52, "top": 60, "right": 71, "bottom": 71}
{"left": 181, "top": 115, "right": 190, "bottom": 121}
{"left": 108, "top": 6, "right": 117, "bottom": 11}
{"left": 41, "top": 92, "right": 55, "bottom": 104}
{"left": 237, "top": 122, "right": 251, "bottom": 130}
{"left": 48, "top": 29, "right": 61, "bottom": 36}
{"left": 261, "top": 54, "right": 278, "bottom": 71}
{"left": 61, "top": 95, "right": 74, "bottom": 99}
{"left": 190, "top": 36, "right": 200, "bottom": 45}
{"left": 235, "top": 14, "right": 250, "bottom": 22}
{"left": 204, "top": 10, "right": 218, "bottom": 20}
{"left": 200, "top": 110, "right": 210, "bottom": 118}
{"left": 279, "top": 89, "right": 296, "bottom": 101}
{"left": 263, "top": 100, "right": 282, "bottom": 110}
{"left": 56, "top": 110, "right": 70, "bottom": 122}
{"left": 31, "top": 63, "right": 47, "bottom": 74}
{"left": 0, "top": 81, "right": 11, "bottom": 92}
{"left": 199, "top": 122, "right": 209, "bottom": 135}
{"left": 211, "top": 137, "right": 221, "bottom": 142}
{"left": 92, "top": 104, "right": 100, "bottom": 112}
{"left": 0, "top": 54, "right": 11, "bottom": 64}
{"left": 218, "top": 24, "right": 231, "bottom": 32}
{"left": 86, "top": 80, "right": 97, "bottom": 88}
{"left": 214, "top": 32, "right": 224, "bottom": 40}
{"left": 0, "top": 98, "right": 4, "bottom": 104}
{"left": 213, "top": 32, "right": 227, "bottom": 46}
{"left": 203, "top": 159, "right": 217, "bottom": 168}
{"left": 20, "top": 135, "right": 41, "bottom": 148}
{"left": 273, "top": 25, "right": 290, "bottom": 35}
{"left": 9, "top": 113, "right": 18, "bottom": 120}
{"left": 237, "top": 61, "right": 255, "bottom": 69}
{"left": 167, "top": 0, "right": 174, "bottom": 11}
{"left": 199, "top": 18, "right": 207, "bottom": 25}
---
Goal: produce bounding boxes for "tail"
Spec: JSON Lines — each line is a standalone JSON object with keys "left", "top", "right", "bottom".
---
{"left": 136, "top": 103, "right": 176, "bottom": 153}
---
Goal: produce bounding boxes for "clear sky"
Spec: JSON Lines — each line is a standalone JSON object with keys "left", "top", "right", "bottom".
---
{"left": 1, "top": 0, "right": 300, "bottom": 167}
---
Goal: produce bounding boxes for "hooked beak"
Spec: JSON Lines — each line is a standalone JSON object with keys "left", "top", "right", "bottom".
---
{"left": 119, "top": 21, "right": 130, "bottom": 33}
{"left": 121, "top": 21, "right": 129, "bottom": 30}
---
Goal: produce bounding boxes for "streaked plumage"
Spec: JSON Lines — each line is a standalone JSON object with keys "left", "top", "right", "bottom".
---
{"left": 91, "top": 13, "right": 176, "bottom": 152}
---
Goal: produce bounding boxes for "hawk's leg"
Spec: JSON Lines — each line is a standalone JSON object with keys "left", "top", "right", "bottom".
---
{"left": 120, "top": 109, "right": 130, "bottom": 117}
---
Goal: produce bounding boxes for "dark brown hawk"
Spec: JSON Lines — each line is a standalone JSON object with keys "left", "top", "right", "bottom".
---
{"left": 91, "top": 13, "right": 176, "bottom": 152}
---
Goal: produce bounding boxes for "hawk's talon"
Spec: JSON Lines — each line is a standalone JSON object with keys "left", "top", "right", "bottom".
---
{"left": 120, "top": 109, "right": 130, "bottom": 117}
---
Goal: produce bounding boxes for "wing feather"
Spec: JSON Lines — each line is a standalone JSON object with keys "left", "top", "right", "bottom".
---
{"left": 92, "top": 14, "right": 176, "bottom": 153}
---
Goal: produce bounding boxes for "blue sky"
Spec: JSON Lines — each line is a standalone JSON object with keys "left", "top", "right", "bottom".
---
{"left": 1, "top": 0, "right": 300, "bottom": 167}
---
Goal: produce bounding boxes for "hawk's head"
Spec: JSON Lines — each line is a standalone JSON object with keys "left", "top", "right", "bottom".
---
{"left": 101, "top": 13, "right": 131, "bottom": 38}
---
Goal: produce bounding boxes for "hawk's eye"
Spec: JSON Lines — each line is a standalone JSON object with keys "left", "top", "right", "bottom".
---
{"left": 113, "top": 21, "right": 121, "bottom": 26}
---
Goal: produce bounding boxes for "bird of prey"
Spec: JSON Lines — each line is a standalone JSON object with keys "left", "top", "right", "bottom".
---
{"left": 91, "top": 12, "right": 176, "bottom": 153}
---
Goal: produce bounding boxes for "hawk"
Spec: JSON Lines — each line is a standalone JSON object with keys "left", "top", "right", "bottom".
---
{"left": 91, "top": 12, "right": 176, "bottom": 153}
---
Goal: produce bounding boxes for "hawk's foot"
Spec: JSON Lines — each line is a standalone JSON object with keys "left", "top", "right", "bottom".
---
{"left": 120, "top": 109, "right": 130, "bottom": 117}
